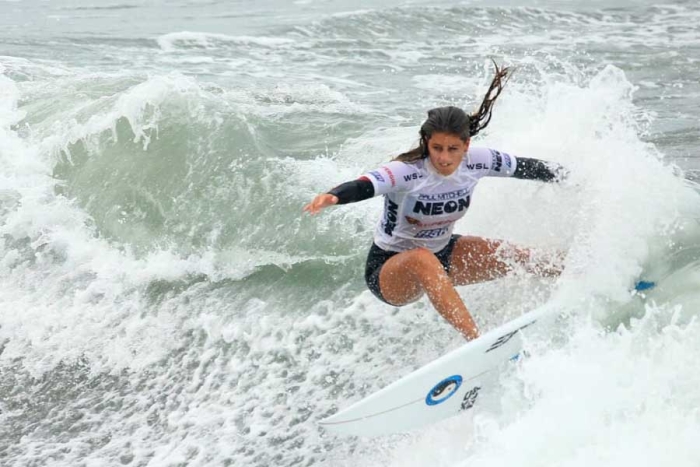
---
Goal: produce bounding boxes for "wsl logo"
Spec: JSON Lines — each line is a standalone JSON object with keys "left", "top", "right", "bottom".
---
{"left": 425, "top": 375, "right": 463, "bottom": 406}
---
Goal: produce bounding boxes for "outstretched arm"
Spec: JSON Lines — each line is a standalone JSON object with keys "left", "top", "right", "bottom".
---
{"left": 513, "top": 157, "right": 568, "bottom": 182}
{"left": 303, "top": 178, "right": 375, "bottom": 215}
{"left": 327, "top": 178, "right": 375, "bottom": 204}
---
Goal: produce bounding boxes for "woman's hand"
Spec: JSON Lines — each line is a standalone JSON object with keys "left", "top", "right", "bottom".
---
{"left": 303, "top": 193, "right": 338, "bottom": 215}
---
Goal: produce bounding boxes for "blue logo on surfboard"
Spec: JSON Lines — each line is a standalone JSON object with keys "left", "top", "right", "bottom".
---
{"left": 425, "top": 375, "right": 463, "bottom": 406}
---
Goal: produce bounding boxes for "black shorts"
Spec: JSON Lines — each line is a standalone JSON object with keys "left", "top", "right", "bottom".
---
{"left": 364, "top": 235, "right": 462, "bottom": 305}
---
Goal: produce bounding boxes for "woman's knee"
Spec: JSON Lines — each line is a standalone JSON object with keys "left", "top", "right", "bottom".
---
{"left": 405, "top": 248, "right": 443, "bottom": 277}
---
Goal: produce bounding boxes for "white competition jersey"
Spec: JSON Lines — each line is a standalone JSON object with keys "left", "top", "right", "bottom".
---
{"left": 362, "top": 146, "right": 518, "bottom": 252}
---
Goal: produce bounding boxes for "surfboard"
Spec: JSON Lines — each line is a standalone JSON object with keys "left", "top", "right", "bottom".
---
{"left": 319, "top": 305, "right": 555, "bottom": 436}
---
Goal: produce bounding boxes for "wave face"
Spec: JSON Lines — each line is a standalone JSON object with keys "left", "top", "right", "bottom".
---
{"left": 2, "top": 1, "right": 700, "bottom": 466}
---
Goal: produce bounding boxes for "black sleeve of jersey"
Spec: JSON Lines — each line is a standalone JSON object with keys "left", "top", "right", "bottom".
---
{"left": 513, "top": 157, "right": 568, "bottom": 182}
{"left": 327, "top": 179, "right": 375, "bottom": 205}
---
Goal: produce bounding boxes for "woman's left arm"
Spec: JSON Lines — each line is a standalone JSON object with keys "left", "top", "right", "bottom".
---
{"left": 513, "top": 157, "right": 568, "bottom": 182}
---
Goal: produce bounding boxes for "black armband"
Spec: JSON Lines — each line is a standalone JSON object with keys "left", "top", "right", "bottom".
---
{"left": 327, "top": 179, "right": 375, "bottom": 204}
{"left": 514, "top": 157, "right": 568, "bottom": 182}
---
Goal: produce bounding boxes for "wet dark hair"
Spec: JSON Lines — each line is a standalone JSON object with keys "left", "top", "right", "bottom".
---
{"left": 395, "top": 62, "right": 511, "bottom": 162}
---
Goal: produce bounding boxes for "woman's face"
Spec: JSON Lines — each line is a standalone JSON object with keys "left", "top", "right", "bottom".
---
{"left": 427, "top": 132, "right": 469, "bottom": 176}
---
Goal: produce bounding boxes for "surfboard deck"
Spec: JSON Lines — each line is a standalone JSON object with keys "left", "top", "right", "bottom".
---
{"left": 319, "top": 305, "right": 555, "bottom": 436}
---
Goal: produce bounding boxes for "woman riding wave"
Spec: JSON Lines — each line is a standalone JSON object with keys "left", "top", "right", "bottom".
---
{"left": 303, "top": 64, "right": 566, "bottom": 341}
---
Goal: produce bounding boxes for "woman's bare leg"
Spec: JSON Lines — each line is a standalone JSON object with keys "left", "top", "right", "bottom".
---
{"left": 379, "top": 248, "right": 479, "bottom": 340}
{"left": 448, "top": 236, "right": 562, "bottom": 286}
{"left": 376, "top": 239, "right": 561, "bottom": 340}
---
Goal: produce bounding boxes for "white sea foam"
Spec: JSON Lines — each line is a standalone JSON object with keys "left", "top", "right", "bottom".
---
{"left": 368, "top": 306, "right": 700, "bottom": 467}
{"left": 348, "top": 64, "right": 700, "bottom": 467}
{"left": 156, "top": 31, "right": 295, "bottom": 52}
{"left": 33, "top": 73, "right": 206, "bottom": 155}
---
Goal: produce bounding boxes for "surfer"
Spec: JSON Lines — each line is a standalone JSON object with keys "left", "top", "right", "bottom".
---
{"left": 303, "top": 64, "right": 565, "bottom": 341}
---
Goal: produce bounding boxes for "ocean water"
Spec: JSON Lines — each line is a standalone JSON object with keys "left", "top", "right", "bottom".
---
{"left": 1, "top": 0, "right": 700, "bottom": 466}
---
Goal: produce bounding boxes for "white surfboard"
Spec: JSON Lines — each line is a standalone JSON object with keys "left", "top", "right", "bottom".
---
{"left": 319, "top": 305, "right": 555, "bottom": 436}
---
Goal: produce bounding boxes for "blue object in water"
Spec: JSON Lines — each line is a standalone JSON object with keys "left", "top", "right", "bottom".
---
{"left": 634, "top": 280, "right": 656, "bottom": 291}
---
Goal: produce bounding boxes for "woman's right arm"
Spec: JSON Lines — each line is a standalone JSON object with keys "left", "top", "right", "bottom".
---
{"left": 303, "top": 161, "right": 416, "bottom": 215}
{"left": 303, "top": 178, "right": 375, "bottom": 215}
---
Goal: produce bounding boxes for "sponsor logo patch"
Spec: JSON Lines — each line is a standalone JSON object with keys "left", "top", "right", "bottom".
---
{"left": 405, "top": 217, "right": 455, "bottom": 228}
{"left": 415, "top": 227, "right": 449, "bottom": 239}
{"left": 490, "top": 149, "right": 503, "bottom": 172}
{"left": 384, "top": 166, "right": 396, "bottom": 187}
{"left": 383, "top": 198, "right": 398, "bottom": 236}
{"left": 413, "top": 196, "right": 471, "bottom": 216}
{"left": 425, "top": 375, "right": 463, "bottom": 406}
{"left": 460, "top": 386, "right": 482, "bottom": 411}
{"left": 369, "top": 171, "right": 385, "bottom": 183}
{"left": 485, "top": 320, "right": 538, "bottom": 353}
{"left": 417, "top": 189, "right": 469, "bottom": 201}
